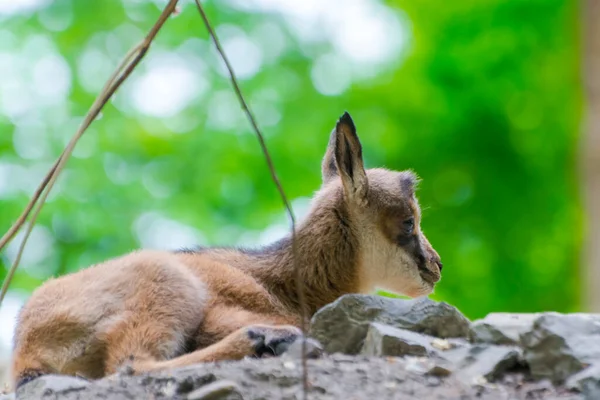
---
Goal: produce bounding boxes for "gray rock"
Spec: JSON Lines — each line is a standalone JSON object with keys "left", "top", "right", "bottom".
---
{"left": 186, "top": 380, "right": 243, "bottom": 400}
{"left": 566, "top": 364, "right": 600, "bottom": 400}
{"left": 521, "top": 313, "right": 600, "bottom": 383}
{"left": 310, "top": 294, "right": 470, "bottom": 354}
{"left": 361, "top": 322, "right": 435, "bottom": 357}
{"left": 352, "top": 319, "right": 520, "bottom": 384}
{"left": 404, "top": 356, "right": 453, "bottom": 377}
{"left": 16, "top": 374, "right": 90, "bottom": 398}
{"left": 10, "top": 353, "right": 578, "bottom": 400}
{"left": 470, "top": 313, "right": 540, "bottom": 345}
{"left": 441, "top": 344, "right": 522, "bottom": 384}
{"left": 281, "top": 337, "right": 324, "bottom": 359}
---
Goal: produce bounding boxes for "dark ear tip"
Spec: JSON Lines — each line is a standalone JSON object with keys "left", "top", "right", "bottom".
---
{"left": 339, "top": 111, "right": 353, "bottom": 123}
{"left": 337, "top": 111, "right": 356, "bottom": 131}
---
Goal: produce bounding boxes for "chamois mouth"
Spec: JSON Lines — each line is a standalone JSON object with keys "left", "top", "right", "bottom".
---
{"left": 418, "top": 266, "right": 440, "bottom": 285}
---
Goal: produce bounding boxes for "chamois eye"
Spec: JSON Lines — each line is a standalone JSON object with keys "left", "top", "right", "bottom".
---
{"left": 403, "top": 218, "right": 415, "bottom": 233}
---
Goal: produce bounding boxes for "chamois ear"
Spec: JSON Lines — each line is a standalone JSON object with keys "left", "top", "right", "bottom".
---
{"left": 322, "top": 112, "right": 368, "bottom": 203}
{"left": 321, "top": 127, "right": 339, "bottom": 183}
{"left": 400, "top": 171, "right": 419, "bottom": 198}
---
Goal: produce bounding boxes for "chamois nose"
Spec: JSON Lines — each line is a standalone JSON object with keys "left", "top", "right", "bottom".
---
{"left": 436, "top": 261, "right": 443, "bottom": 272}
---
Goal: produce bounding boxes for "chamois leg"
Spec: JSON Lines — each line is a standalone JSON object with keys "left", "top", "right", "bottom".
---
{"left": 102, "top": 318, "right": 195, "bottom": 376}
{"left": 130, "top": 324, "right": 301, "bottom": 373}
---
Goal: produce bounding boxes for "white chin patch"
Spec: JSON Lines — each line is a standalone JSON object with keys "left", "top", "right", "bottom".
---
{"left": 385, "top": 264, "right": 435, "bottom": 298}
{"left": 360, "top": 232, "right": 432, "bottom": 297}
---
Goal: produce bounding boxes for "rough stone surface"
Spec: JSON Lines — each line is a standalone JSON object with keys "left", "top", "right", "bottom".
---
{"left": 15, "top": 375, "right": 90, "bottom": 398}
{"left": 566, "top": 364, "right": 600, "bottom": 400}
{"left": 521, "top": 313, "right": 600, "bottom": 383}
{"left": 355, "top": 320, "right": 523, "bottom": 386}
{"left": 470, "top": 313, "right": 540, "bottom": 345}
{"left": 15, "top": 355, "right": 581, "bottom": 400}
{"left": 360, "top": 322, "right": 435, "bottom": 357}
{"left": 185, "top": 379, "right": 243, "bottom": 400}
{"left": 403, "top": 356, "right": 453, "bottom": 377}
{"left": 310, "top": 294, "right": 470, "bottom": 354}
{"left": 360, "top": 327, "right": 522, "bottom": 386}
{"left": 18, "top": 372, "right": 219, "bottom": 399}
{"left": 441, "top": 344, "right": 523, "bottom": 384}
{"left": 281, "top": 338, "right": 324, "bottom": 360}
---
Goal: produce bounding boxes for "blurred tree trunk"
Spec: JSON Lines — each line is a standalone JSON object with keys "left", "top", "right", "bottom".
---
{"left": 584, "top": 0, "right": 600, "bottom": 311}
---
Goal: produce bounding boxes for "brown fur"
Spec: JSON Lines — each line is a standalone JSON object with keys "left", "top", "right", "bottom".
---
{"left": 11, "top": 112, "right": 442, "bottom": 389}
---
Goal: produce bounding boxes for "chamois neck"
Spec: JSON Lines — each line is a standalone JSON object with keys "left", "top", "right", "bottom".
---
{"left": 240, "top": 196, "right": 360, "bottom": 315}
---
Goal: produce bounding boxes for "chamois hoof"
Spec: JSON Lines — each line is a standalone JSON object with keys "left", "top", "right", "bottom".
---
{"left": 116, "top": 355, "right": 136, "bottom": 376}
{"left": 246, "top": 325, "right": 302, "bottom": 358}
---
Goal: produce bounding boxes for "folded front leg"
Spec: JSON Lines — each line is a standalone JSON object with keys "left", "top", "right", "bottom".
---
{"left": 131, "top": 324, "right": 302, "bottom": 372}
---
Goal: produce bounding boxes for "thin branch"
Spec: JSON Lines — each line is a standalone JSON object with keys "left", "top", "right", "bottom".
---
{"left": 193, "top": 1, "right": 309, "bottom": 399}
{"left": 0, "top": 157, "right": 60, "bottom": 252}
{"left": 0, "top": 0, "right": 180, "bottom": 305}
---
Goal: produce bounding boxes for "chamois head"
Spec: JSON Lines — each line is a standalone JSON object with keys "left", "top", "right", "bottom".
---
{"left": 320, "top": 112, "right": 442, "bottom": 298}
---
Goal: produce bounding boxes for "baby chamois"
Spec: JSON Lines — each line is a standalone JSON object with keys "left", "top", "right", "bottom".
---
{"left": 11, "top": 112, "right": 442, "bottom": 389}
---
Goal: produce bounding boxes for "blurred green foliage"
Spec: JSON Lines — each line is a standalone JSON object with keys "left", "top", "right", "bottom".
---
{"left": 0, "top": 0, "right": 582, "bottom": 319}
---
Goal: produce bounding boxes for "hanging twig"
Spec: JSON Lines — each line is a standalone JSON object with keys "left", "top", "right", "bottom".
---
{"left": 0, "top": 157, "right": 60, "bottom": 252}
{"left": 193, "top": 2, "right": 309, "bottom": 399}
{"left": 0, "top": 0, "right": 180, "bottom": 305}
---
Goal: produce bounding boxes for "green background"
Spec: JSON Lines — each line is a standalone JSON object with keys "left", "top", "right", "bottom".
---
{"left": 0, "top": 0, "right": 582, "bottom": 320}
